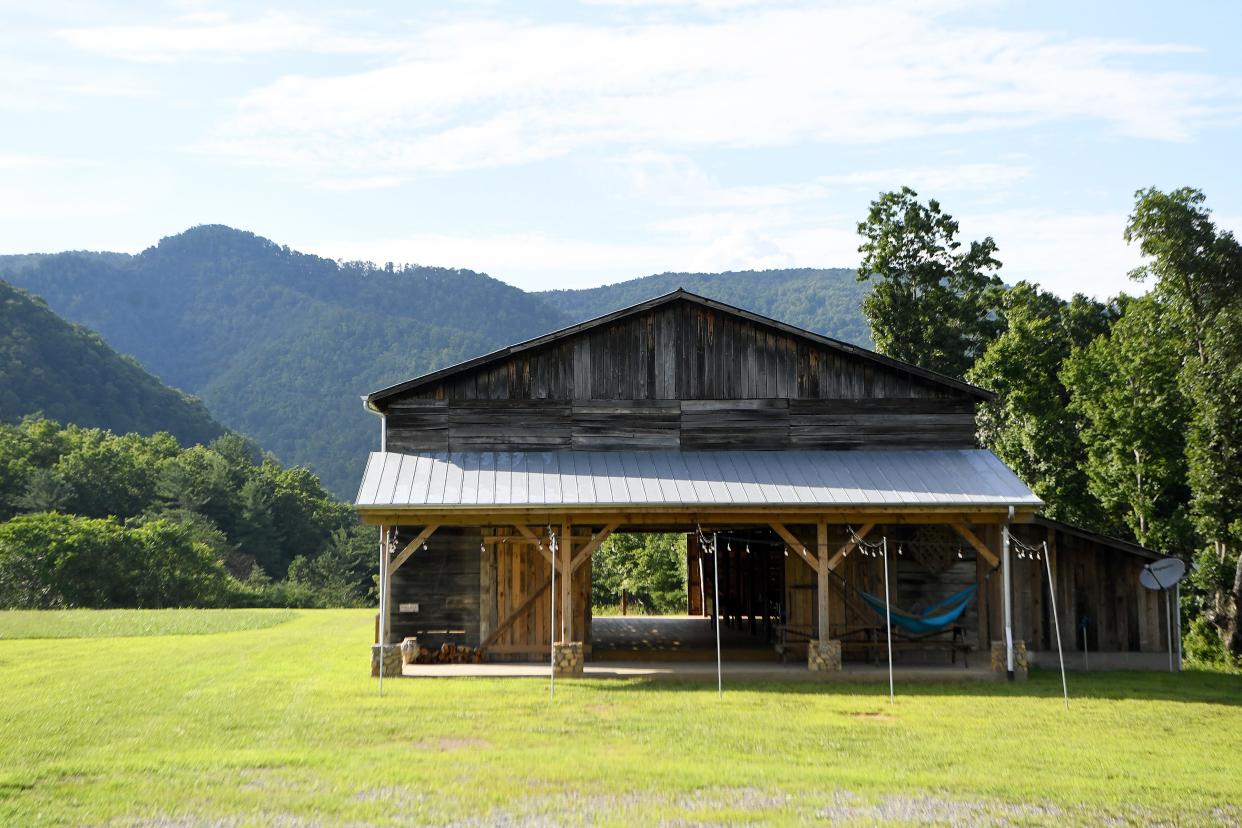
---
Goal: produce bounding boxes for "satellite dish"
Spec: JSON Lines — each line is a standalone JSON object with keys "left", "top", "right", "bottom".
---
{"left": 1140, "top": 558, "right": 1187, "bottom": 591}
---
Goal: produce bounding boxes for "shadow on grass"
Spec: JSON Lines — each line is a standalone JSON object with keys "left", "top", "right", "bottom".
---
{"left": 571, "top": 667, "right": 1242, "bottom": 706}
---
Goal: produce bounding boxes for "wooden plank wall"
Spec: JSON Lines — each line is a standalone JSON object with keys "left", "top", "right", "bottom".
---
{"left": 1008, "top": 524, "right": 1164, "bottom": 654}
{"left": 385, "top": 397, "right": 977, "bottom": 453}
{"left": 389, "top": 527, "right": 481, "bottom": 649}
{"left": 383, "top": 300, "right": 979, "bottom": 453}
{"left": 776, "top": 522, "right": 1168, "bottom": 663}
{"left": 407, "top": 302, "right": 964, "bottom": 402}
{"left": 485, "top": 529, "right": 591, "bottom": 661}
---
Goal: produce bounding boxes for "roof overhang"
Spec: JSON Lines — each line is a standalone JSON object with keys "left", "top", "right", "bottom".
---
{"left": 355, "top": 448, "right": 1041, "bottom": 526}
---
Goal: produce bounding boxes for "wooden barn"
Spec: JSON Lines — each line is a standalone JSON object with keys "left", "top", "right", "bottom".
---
{"left": 355, "top": 289, "right": 1176, "bottom": 676}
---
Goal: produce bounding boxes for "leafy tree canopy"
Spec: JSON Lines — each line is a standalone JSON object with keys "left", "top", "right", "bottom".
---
{"left": 856, "top": 187, "right": 1003, "bottom": 377}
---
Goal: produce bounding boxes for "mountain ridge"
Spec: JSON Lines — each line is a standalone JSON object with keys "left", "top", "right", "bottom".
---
{"left": 0, "top": 279, "right": 225, "bottom": 446}
{"left": 1, "top": 225, "right": 870, "bottom": 496}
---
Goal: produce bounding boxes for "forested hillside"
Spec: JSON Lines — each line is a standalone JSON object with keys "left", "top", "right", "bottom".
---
{"left": 2, "top": 227, "right": 870, "bottom": 495}
{"left": 539, "top": 268, "right": 871, "bottom": 348}
{"left": 0, "top": 280, "right": 224, "bottom": 446}
{"left": 1, "top": 227, "right": 568, "bottom": 495}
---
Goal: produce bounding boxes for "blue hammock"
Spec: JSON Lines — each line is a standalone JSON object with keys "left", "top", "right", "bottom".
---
{"left": 857, "top": 584, "right": 978, "bottom": 636}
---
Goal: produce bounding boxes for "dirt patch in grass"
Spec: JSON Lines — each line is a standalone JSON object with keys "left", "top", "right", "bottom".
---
{"left": 414, "top": 736, "right": 492, "bottom": 752}
{"left": 814, "top": 790, "right": 1063, "bottom": 825}
{"left": 353, "top": 785, "right": 426, "bottom": 808}
{"left": 847, "top": 710, "right": 896, "bottom": 721}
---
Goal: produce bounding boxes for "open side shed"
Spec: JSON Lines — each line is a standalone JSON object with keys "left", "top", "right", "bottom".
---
{"left": 355, "top": 289, "right": 1174, "bottom": 676}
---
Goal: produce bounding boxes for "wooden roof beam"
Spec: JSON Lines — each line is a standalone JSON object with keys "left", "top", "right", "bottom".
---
{"left": 571, "top": 522, "right": 619, "bottom": 574}
{"left": 768, "top": 521, "right": 820, "bottom": 572}
{"left": 951, "top": 521, "right": 1000, "bottom": 568}
{"left": 824, "top": 522, "right": 875, "bottom": 571}
{"left": 389, "top": 524, "right": 439, "bottom": 574}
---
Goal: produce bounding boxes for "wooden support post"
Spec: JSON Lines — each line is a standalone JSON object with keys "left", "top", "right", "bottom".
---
{"left": 824, "top": 522, "right": 875, "bottom": 571}
{"left": 951, "top": 521, "right": 1001, "bottom": 568}
{"left": 570, "top": 523, "right": 618, "bottom": 574}
{"left": 1002, "top": 523, "right": 1014, "bottom": 678}
{"left": 816, "top": 520, "right": 830, "bottom": 641}
{"left": 561, "top": 519, "right": 573, "bottom": 642}
{"left": 378, "top": 524, "right": 391, "bottom": 646}
{"left": 769, "top": 522, "right": 819, "bottom": 571}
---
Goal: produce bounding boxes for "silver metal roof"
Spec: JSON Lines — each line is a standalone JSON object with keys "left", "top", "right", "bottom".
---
{"left": 355, "top": 449, "right": 1042, "bottom": 510}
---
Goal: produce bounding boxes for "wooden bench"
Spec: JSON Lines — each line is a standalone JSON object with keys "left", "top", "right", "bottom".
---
{"left": 777, "top": 624, "right": 972, "bottom": 667}
{"left": 844, "top": 625, "right": 972, "bottom": 668}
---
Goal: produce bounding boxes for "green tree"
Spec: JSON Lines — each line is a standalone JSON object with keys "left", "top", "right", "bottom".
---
{"left": 967, "top": 283, "right": 1111, "bottom": 527}
{"left": 13, "top": 467, "right": 72, "bottom": 513}
{"left": 856, "top": 187, "right": 1003, "bottom": 377}
{"left": 286, "top": 524, "right": 376, "bottom": 607}
{"left": 0, "top": 417, "right": 75, "bottom": 519}
{"left": 0, "top": 512, "right": 228, "bottom": 609}
{"left": 1126, "top": 186, "right": 1242, "bottom": 653}
{"left": 1061, "top": 295, "right": 1193, "bottom": 551}
{"left": 54, "top": 430, "right": 179, "bottom": 519}
{"left": 591, "top": 533, "right": 687, "bottom": 614}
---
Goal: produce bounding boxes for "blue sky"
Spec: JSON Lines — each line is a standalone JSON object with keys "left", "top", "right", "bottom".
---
{"left": 2, "top": 0, "right": 1239, "bottom": 298}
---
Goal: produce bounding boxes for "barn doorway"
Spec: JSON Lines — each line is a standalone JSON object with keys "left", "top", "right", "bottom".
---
{"left": 588, "top": 529, "right": 786, "bottom": 662}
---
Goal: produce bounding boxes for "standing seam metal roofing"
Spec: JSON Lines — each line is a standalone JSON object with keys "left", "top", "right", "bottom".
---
{"left": 355, "top": 449, "right": 1042, "bottom": 509}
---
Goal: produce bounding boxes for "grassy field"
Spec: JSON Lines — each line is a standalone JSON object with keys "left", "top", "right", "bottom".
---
{"left": 0, "top": 610, "right": 1239, "bottom": 826}
{"left": 0, "top": 608, "right": 296, "bottom": 639}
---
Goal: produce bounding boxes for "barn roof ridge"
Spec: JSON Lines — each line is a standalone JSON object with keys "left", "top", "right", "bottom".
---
{"left": 364, "top": 287, "right": 993, "bottom": 407}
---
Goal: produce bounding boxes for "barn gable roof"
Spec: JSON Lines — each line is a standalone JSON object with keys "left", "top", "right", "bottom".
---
{"left": 365, "top": 288, "right": 993, "bottom": 408}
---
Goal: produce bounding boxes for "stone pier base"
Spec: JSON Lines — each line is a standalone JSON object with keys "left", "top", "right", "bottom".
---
{"left": 553, "top": 641, "right": 584, "bottom": 676}
{"left": 990, "top": 640, "right": 1029, "bottom": 678}
{"left": 807, "top": 639, "right": 842, "bottom": 671}
{"left": 371, "top": 644, "right": 402, "bottom": 677}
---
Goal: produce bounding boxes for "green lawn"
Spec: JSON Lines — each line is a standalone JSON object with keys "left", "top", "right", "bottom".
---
{"left": 0, "top": 608, "right": 296, "bottom": 639}
{"left": 0, "top": 610, "right": 1239, "bottom": 826}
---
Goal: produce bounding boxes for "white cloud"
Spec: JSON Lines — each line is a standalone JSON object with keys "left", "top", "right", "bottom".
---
{"left": 612, "top": 153, "right": 1032, "bottom": 209}
{"left": 197, "top": 3, "right": 1236, "bottom": 178}
{"left": 57, "top": 10, "right": 399, "bottom": 62}
{"left": 0, "top": 154, "right": 93, "bottom": 170}
{"left": 818, "top": 164, "right": 1033, "bottom": 195}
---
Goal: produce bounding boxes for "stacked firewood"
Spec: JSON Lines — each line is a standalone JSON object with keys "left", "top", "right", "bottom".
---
{"left": 414, "top": 643, "right": 484, "bottom": 664}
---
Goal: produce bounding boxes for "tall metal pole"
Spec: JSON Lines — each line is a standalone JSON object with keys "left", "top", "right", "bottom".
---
{"left": 549, "top": 529, "right": 557, "bottom": 699}
{"left": 1042, "top": 542, "right": 1068, "bottom": 710}
{"left": 378, "top": 527, "right": 389, "bottom": 697}
{"left": 1002, "top": 524, "right": 1015, "bottom": 679}
{"left": 1166, "top": 588, "right": 1175, "bottom": 673}
{"left": 1175, "top": 582, "right": 1183, "bottom": 671}
{"left": 882, "top": 536, "right": 894, "bottom": 705}
{"left": 713, "top": 533, "right": 722, "bottom": 699}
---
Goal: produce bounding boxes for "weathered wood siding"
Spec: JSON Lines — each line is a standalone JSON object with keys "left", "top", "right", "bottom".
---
{"left": 389, "top": 527, "right": 480, "bottom": 649}
{"left": 1010, "top": 524, "right": 1166, "bottom": 654}
{"left": 775, "top": 522, "right": 1162, "bottom": 663}
{"left": 483, "top": 528, "right": 591, "bottom": 660}
{"left": 382, "top": 300, "right": 979, "bottom": 453}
